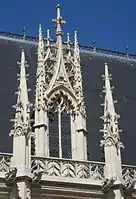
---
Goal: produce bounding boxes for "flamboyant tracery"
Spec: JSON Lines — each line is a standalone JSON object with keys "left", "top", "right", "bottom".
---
{"left": 34, "top": 4, "right": 87, "bottom": 160}
{"left": 4, "top": 4, "right": 131, "bottom": 199}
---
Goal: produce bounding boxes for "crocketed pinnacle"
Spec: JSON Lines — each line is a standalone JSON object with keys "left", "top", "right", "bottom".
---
{"left": 101, "top": 63, "right": 123, "bottom": 149}
{"left": 74, "top": 31, "right": 80, "bottom": 65}
{"left": 11, "top": 49, "right": 30, "bottom": 136}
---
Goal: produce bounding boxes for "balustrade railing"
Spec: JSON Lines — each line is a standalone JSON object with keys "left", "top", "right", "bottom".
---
{"left": 0, "top": 153, "right": 12, "bottom": 173}
{"left": 31, "top": 156, "right": 105, "bottom": 180}
{"left": 122, "top": 164, "right": 136, "bottom": 182}
{"left": 1, "top": 152, "right": 136, "bottom": 184}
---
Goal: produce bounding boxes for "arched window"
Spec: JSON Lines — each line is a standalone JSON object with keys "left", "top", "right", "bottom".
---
{"left": 48, "top": 94, "right": 72, "bottom": 159}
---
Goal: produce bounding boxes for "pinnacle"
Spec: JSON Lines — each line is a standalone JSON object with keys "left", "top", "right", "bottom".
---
{"left": 56, "top": 4, "right": 60, "bottom": 8}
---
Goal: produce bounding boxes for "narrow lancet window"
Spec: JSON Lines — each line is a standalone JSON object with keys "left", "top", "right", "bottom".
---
{"left": 49, "top": 97, "right": 71, "bottom": 159}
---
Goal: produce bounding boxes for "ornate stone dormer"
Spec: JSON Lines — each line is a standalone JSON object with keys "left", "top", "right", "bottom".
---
{"left": 34, "top": 4, "right": 87, "bottom": 160}
{"left": 100, "top": 63, "right": 124, "bottom": 198}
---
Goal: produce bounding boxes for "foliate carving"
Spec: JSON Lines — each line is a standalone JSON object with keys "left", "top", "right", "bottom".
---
{"left": 101, "top": 63, "right": 124, "bottom": 155}
{"left": 47, "top": 90, "right": 75, "bottom": 115}
{"left": 31, "top": 159, "right": 44, "bottom": 183}
{"left": 10, "top": 119, "right": 31, "bottom": 138}
{"left": 0, "top": 155, "right": 11, "bottom": 173}
{"left": 90, "top": 164, "right": 104, "bottom": 180}
{"left": 100, "top": 113, "right": 124, "bottom": 151}
{"left": 35, "top": 27, "right": 85, "bottom": 117}
{"left": 31, "top": 157, "right": 105, "bottom": 181}
{"left": 102, "top": 177, "right": 117, "bottom": 191}
{"left": 122, "top": 166, "right": 136, "bottom": 190}
{"left": 32, "top": 170, "right": 44, "bottom": 184}
{"left": 44, "top": 55, "right": 56, "bottom": 86}
{"left": 5, "top": 167, "right": 17, "bottom": 185}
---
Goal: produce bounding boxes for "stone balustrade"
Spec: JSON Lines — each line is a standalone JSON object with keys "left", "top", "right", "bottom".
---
{"left": 122, "top": 164, "right": 136, "bottom": 185}
{"left": 1, "top": 153, "right": 136, "bottom": 184}
{"left": 0, "top": 153, "right": 12, "bottom": 176}
{"left": 31, "top": 156, "right": 105, "bottom": 180}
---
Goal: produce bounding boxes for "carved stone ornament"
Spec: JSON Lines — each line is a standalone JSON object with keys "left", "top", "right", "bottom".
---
{"left": 35, "top": 11, "right": 86, "bottom": 118}
{"left": 124, "top": 177, "right": 136, "bottom": 191}
{"left": 26, "top": 188, "right": 31, "bottom": 199}
{"left": 47, "top": 90, "right": 76, "bottom": 115}
{"left": 122, "top": 168, "right": 136, "bottom": 191}
{"left": 32, "top": 170, "right": 44, "bottom": 184}
{"left": 100, "top": 111, "right": 124, "bottom": 151}
{"left": 11, "top": 124, "right": 31, "bottom": 138}
{"left": 102, "top": 177, "right": 117, "bottom": 191}
{"left": 5, "top": 167, "right": 17, "bottom": 185}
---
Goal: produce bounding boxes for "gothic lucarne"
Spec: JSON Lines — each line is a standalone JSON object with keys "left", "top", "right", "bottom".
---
{"left": 0, "top": 4, "right": 136, "bottom": 199}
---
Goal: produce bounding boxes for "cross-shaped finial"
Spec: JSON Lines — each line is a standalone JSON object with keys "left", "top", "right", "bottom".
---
{"left": 52, "top": 4, "right": 66, "bottom": 36}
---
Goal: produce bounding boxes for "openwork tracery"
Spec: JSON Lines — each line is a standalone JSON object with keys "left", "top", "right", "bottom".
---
{"left": 34, "top": 4, "right": 87, "bottom": 160}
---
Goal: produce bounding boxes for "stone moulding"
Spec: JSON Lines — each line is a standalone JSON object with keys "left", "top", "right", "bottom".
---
{"left": 1, "top": 153, "right": 136, "bottom": 191}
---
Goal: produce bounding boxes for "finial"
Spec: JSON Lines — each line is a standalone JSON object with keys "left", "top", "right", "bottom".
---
{"left": 46, "top": 29, "right": 51, "bottom": 47}
{"left": 104, "top": 62, "right": 117, "bottom": 117}
{"left": 66, "top": 33, "right": 72, "bottom": 59}
{"left": 56, "top": 4, "right": 61, "bottom": 19}
{"left": 74, "top": 30, "right": 80, "bottom": 64}
{"left": 19, "top": 49, "right": 29, "bottom": 106}
{"left": 39, "top": 24, "right": 43, "bottom": 41}
{"left": 93, "top": 40, "right": 96, "bottom": 52}
{"left": 38, "top": 24, "right": 44, "bottom": 58}
{"left": 67, "top": 33, "right": 72, "bottom": 47}
{"left": 74, "top": 30, "right": 78, "bottom": 46}
{"left": 105, "top": 62, "right": 108, "bottom": 78}
{"left": 23, "top": 26, "right": 26, "bottom": 40}
{"left": 126, "top": 45, "right": 129, "bottom": 57}
{"left": 67, "top": 33, "right": 70, "bottom": 43}
{"left": 52, "top": 4, "right": 66, "bottom": 36}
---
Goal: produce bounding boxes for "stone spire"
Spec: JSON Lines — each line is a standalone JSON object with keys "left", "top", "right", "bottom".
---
{"left": 52, "top": 4, "right": 66, "bottom": 59}
{"left": 34, "top": 24, "right": 49, "bottom": 157}
{"left": 38, "top": 24, "right": 44, "bottom": 60}
{"left": 73, "top": 30, "right": 85, "bottom": 116}
{"left": 101, "top": 63, "right": 124, "bottom": 197}
{"left": 74, "top": 30, "right": 80, "bottom": 65}
{"left": 101, "top": 63, "right": 123, "bottom": 155}
{"left": 46, "top": 29, "right": 51, "bottom": 47}
{"left": 35, "top": 24, "right": 45, "bottom": 111}
{"left": 66, "top": 33, "right": 71, "bottom": 58}
{"left": 11, "top": 49, "right": 30, "bottom": 136}
{"left": 10, "top": 49, "right": 31, "bottom": 199}
{"left": 52, "top": 4, "right": 66, "bottom": 42}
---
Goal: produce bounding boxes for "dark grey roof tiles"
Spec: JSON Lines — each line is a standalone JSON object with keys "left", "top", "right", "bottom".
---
{"left": 0, "top": 36, "right": 136, "bottom": 165}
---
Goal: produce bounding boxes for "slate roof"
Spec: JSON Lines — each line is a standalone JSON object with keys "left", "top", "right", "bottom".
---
{"left": 0, "top": 34, "right": 136, "bottom": 165}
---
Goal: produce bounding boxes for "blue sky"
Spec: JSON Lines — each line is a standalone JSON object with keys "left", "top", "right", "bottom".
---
{"left": 0, "top": 0, "right": 136, "bottom": 53}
